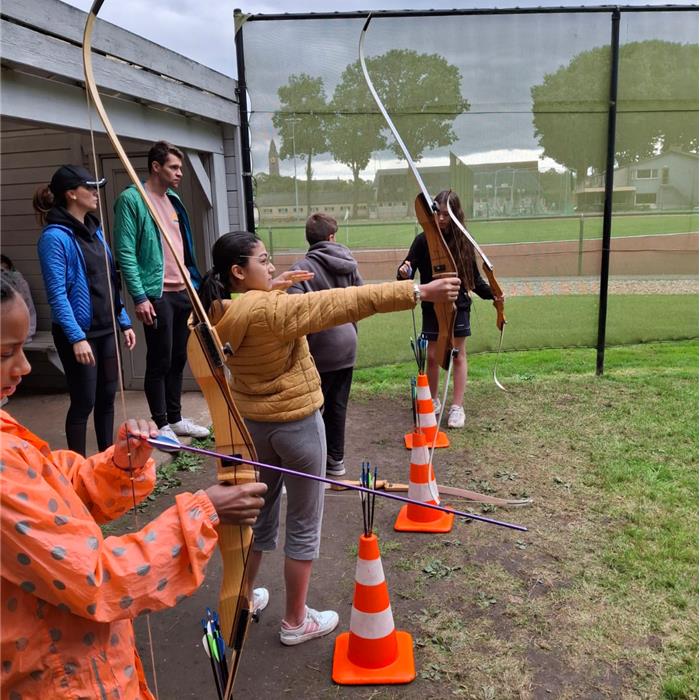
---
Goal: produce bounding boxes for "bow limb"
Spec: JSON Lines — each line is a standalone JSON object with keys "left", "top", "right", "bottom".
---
{"left": 82, "top": 3, "right": 257, "bottom": 692}
{"left": 359, "top": 15, "right": 457, "bottom": 371}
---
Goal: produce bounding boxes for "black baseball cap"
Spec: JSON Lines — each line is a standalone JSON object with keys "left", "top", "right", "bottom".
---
{"left": 49, "top": 165, "right": 107, "bottom": 195}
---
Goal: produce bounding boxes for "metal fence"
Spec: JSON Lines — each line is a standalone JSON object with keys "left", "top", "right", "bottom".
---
{"left": 236, "top": 7, "right": 698, "bottom": 368}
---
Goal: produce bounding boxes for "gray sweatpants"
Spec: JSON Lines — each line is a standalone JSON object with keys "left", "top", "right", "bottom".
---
{"left": 245, "top": 410, "right": 326, "bottom": 560}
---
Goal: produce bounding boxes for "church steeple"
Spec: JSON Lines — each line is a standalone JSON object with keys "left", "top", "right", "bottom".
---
{"left": 269, "top": 139, "right": 280, "bottom": 177}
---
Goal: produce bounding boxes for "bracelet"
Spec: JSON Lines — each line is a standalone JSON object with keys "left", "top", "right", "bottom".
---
{"left": 413, "top": 283, "right": 421, "bottom": 304}
{"left": 111, "top": 457, "right": 134, "bottom": 472}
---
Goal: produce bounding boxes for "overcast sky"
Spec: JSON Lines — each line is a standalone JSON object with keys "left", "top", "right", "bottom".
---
{"left": 64, "top": 0, "right": 696, "bottom": 179}
{"left": 64, "top": 0, "right": 695, "bottom": 77}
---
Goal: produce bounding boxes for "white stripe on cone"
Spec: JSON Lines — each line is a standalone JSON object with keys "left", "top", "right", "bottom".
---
{"left": 416, "top": 382, "right": 431, "bottom": 400}
{"left": 355, "top": 557, "right": 386, "bottom": 587}
{"left": 428, "top": 477, "right": 440, "bottom": 503}
{"left": 415, "top": 379, "right": 438, "bottom": 429}
{"left": 408, "top": 480, "right": 441, "bottom": 504}
{"left": 349, "top": 605, "right": 395, "bottom": 639}
{"left": 408, "top": 444, "right": 440, "bottom": 505}
{"left": 410, "top": 444, "right": 429, "bottom": 465}
{"left": 417, "top": 410, "right": 437, "bottom": 430}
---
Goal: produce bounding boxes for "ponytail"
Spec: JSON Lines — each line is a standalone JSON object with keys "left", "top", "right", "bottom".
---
{"left": 32, "top": 184, "right": 62, "bottom": 226}
{"left": 198, "top": 268, "right": 228, "bottom": 313}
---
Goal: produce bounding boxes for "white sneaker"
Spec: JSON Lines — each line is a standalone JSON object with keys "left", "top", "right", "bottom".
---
{"left": 279, "top": 606, "right": 339, "bottom": 646}
{"left": 447, "top": 405, "right": 465, "bottom": 429}
{"left": 158, "top": 424, "right": 180, "bottom": 443}
{"left": 432, "top": 397, "right": 442, "bottom": 414}
{"left": 253, "top": 587, "right": 269, "bottom": 614}
{"left": 169, "top": 418, "right": 210, "bottom": 439}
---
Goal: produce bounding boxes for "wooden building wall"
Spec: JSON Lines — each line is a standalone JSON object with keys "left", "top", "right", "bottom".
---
{"left": 1, "top": 0, "right": 248, "bottom": 389}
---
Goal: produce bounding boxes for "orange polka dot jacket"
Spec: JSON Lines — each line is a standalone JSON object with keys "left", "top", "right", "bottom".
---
{"left": 0, "top": 410, "right": 221, "bottom": 699}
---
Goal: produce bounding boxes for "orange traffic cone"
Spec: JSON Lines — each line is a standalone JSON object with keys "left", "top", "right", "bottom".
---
{"left": 332, "top": 533, "right": 415, "bottom": 685}
{"left": 395, "top": 430, "right": 454, "bottom": 533}
{"left": 404, "top": 373, "right": 449, "bottom": 449}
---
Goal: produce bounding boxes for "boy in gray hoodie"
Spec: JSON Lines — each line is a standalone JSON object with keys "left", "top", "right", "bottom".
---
{"left": 288, "top": 213, "right": 363, "bottom": 477}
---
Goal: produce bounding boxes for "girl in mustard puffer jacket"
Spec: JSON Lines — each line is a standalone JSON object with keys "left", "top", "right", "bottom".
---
{"left": 199, "top": 231, "right": 460, "bottom": 647}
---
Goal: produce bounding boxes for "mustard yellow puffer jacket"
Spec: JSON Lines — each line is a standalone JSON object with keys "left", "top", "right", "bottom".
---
{"left": 214, "top": 280, "right": 415, "bottom": 422}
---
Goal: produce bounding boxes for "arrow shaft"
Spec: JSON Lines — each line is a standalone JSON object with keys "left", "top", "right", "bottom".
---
{"left": 147, "top": 438, "right": 527, "bottom": 532}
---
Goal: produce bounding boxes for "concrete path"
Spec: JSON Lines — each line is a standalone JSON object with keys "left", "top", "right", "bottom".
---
{"left": 505, "top": 275, "right": 698, "bottom": 297}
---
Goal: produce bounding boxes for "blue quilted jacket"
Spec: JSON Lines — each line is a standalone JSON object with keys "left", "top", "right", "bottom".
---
{"left": 37, "top": 224, "right": 131, "bottom": 344}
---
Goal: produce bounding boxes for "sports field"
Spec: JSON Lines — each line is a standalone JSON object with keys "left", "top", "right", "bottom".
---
{"left": 259, "top": 212, "right": 699, "bottom": 252}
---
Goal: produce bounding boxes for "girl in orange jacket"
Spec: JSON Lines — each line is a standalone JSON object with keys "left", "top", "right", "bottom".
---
{"left": 0, "top": 275, "right": 266, "bottom": 699}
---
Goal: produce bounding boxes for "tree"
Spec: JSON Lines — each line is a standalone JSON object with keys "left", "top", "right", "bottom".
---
{"left": 328, "top": 61, "right": 387, "bottom": 218}
{"left": 532, "top": 40, "right": 698, "bottom": 179}
{"left": 362, "top": 49, "right": 470, "bottom": 214}
{"left": 272, "top": 74, "right": 329, "bottom": 216}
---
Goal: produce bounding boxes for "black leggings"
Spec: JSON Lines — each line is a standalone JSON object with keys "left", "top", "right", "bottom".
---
{"left": 52, "top": 326, "right": 119, "bottom": 456}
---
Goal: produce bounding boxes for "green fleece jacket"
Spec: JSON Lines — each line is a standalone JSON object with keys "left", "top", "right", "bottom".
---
{"left": 113, "top": 184, "right": 201, "bottom": 303}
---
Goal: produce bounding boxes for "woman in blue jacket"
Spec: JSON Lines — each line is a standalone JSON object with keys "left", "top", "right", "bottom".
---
{"left": 35, "top": 165, "right": 136, "bottom": 455}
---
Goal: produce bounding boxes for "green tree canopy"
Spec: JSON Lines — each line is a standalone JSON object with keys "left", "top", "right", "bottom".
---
{"left": 272, "top": 73, "right": 329, "bottom": 215}
{"left": 328, "top": 60, "right": 387, "bottom": 217}
{"left": 532, "top": 40, "right": 698, "bottom": 177}
{"left": 364, "top": 49, "right": 470, "bottom": 162}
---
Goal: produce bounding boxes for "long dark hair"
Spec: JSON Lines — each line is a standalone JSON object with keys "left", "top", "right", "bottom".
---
{"left": 435, "top": 190, "right": 477, "bottom": 291}
{"left": 199, "top": 231, "right": 261, "bottom": 311}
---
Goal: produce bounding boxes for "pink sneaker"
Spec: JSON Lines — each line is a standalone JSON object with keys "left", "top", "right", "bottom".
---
{"left": 279, "top": 606, "right": 339, "bottom": 646}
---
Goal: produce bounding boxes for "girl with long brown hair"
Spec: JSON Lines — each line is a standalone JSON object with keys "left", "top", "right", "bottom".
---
{"left": 397, "top": 190, "right": 504, "bottom": 428}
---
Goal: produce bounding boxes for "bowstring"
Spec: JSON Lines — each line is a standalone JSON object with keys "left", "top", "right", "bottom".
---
{"left": 84, "top": 91, "right": 160, "bottom": 700}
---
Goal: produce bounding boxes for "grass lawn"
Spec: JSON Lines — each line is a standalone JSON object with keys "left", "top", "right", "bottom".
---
{"left": 352, "top": 339, "right": 698, "bottom": 698}
{"left": 355, "top": 293, "right": 699, "bottom": 369}
{"left": 261, "top": 212, "right": 698, "bottom": 252}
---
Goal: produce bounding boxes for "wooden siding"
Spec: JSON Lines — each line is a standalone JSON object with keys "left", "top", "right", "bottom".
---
{"left": 2, "top": 0, "right": 238, "bottom": 115}
{"left": 0, "top": 0, "right": 246, "bottom": 389}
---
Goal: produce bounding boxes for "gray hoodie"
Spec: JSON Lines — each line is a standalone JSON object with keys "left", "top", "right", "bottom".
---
{"left": 288, "top": 241, "right": 363, "bottom": 372}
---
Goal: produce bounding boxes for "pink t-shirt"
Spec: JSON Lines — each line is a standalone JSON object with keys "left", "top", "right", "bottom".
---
{"left": 146, "top": 190, "right": 189, "bottom": 292}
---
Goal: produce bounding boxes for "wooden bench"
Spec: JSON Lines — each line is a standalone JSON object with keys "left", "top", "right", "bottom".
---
{"left": 24, "top": 331, "right": 64, "bottom": 374}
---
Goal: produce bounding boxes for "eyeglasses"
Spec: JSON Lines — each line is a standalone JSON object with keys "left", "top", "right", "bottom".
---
{"left": 240, "top": 253, "right": 273, "bottom": 265}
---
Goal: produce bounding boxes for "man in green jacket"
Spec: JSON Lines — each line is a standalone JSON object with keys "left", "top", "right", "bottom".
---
{"left": 113, "top": 140, "right": 208, "bottom": 441}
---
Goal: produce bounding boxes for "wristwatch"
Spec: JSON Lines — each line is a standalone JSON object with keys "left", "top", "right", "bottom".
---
{"left": 413, "top": 283, "right": 421, "bottom": 304}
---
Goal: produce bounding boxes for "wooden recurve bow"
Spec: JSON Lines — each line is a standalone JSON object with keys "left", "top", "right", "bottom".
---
{"left": 82, "top": 4, "right": 257, "bottom": 695}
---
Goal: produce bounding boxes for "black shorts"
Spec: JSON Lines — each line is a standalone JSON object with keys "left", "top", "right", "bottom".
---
{"left": 420, "top": 303, "right": 471, "bottom": 340}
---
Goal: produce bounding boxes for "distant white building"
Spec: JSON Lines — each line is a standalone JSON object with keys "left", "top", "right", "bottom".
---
{"left": 577, "top": 150, "right": 698, "bottom": 212}
{"left": 613, "top": 150, "right": 698, "bottom": 210}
